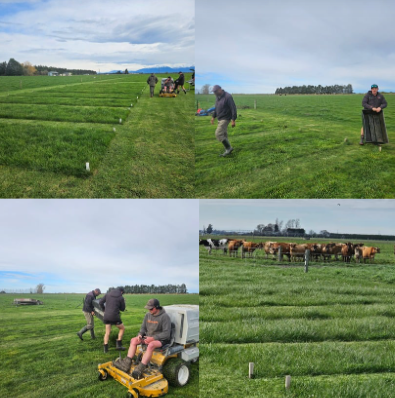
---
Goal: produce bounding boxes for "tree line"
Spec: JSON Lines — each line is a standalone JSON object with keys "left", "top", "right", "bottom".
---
{"left": 0, "top": 58, "right": 96, "bottom": 76}
{"left": 107, "top": 284, "right": 188, "bottom": 294}
{"left": 275, "top": 84, "right": 353, "bottom": 95}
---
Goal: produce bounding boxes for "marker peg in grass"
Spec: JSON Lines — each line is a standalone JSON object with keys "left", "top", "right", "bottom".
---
{"left": 285, "top": 375, "right": 291, "bottom": 389}
{"left": 248, "top": 362, "right": 254, "bottom": 379}
{"left": 86, "top": 162, "right": 90, "bottom": 172}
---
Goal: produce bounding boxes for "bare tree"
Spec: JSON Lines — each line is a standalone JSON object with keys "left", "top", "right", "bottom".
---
{"left": 201, "top": 84, "right": 210, "bottom": 95}
{"left": 295, "top": 219, "right": 301, "bottom": 228}
{"left": 36, "top": 283, "right": 45, "bottom": 294}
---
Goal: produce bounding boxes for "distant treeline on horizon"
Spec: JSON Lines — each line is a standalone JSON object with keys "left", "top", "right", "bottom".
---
{"left": 275, "top": 84, "right": 353, "bottom": 95}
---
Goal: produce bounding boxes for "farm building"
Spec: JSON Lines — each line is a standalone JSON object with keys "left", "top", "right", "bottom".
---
{"left": 48, "top": 71, "right": 59, "bottom": 76}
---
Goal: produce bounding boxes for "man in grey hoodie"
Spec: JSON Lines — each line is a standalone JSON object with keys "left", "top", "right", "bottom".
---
{"left": 147, "top": 73, "right": 158, "bottom": 98}
{"left": 113, "top": 298, "right": 171, "bottom": 378}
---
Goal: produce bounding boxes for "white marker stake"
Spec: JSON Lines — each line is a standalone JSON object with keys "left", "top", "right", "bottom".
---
{"left": 113, "top": 127, "right": 116, "bottom": 132}
{"left": 119, "top": 118, "right": 122, "bottom": 124}
{"left": 248, "top": 362, "right": 255, "bottom": 379}
{"left": 285, "top": 375, "right": 291, "bottom": 389}
{"left": 86, "top": 162, "right": 90, "bottom": 172}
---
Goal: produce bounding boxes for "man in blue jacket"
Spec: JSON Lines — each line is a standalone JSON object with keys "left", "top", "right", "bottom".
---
{"left": 77, "top": 288, "right": 101, "bottom": 340}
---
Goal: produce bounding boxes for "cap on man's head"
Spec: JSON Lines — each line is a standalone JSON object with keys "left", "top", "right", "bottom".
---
{"left": 145, "top": 298, "right": 160, "bottom": 310}
{"left": 95, "top": 288, "right": 101, "bottom": 294}
{"left": 212, "top": 85, "right": 222, "bottom": 92}
{"left": 371, "top": 84, "right": 378, "bottom": 89}
{"left": 178, "top": 71, "right": 183, "bottom": 74}
{"left": 117, "top": 286, "right": 125, "bottom": 294}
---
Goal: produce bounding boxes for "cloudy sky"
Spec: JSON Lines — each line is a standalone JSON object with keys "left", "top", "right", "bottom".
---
{"left": 200, "top": 200, "right": 395, "bottom": 236}
{"left": 0, "top": 0, "right": 194, "bottom": 72}
{"left": 196, "top": 0, "right": 395, "bottom": 93}
{"left": 0, "top": 200, "right": 199, "bottom": 293}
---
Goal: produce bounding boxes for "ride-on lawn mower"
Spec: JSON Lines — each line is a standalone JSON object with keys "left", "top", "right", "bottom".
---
{"left": 98, "top": 305, "right": 199, "bottom": 398}
{"left": 159, "top": 78, "right": 177, "bottom": 98}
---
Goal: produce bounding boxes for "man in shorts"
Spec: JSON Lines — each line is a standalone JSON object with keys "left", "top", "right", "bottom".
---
{"left": 360, "top": 84, "right": 387, "bottom": 145}
{"left": 210, "top": 85, "right": 237, "bottom": 156}
{"left": 77, "top": 288, "right": 101, "bottom": 340}
{"left": 99, "top": 286, "right": 126, "bottom": 353}
{"left": 113, "top": 298, "right": 171, "bottom": 379}
{"left": 174, "top": 71, "right": 187, "bottom": 94}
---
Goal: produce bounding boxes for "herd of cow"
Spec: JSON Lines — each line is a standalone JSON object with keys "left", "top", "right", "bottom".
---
{"left": 199, "top": 238, "right": 382, "bottom": 263}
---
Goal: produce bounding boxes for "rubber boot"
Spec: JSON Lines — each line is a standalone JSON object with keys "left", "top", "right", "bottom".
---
{"left": 132, "top": 362, "right": 147, "bottom": 380}
{"left": 103, "top": 344, "right": 109, "bottom": 353}
{"left": 220, "top": 139, "right": 234, "bottom": 157}
{"left": 116, "top": 339, "right": 126, "bottom": 351}
{"left": 77, "top": 326, "right": 88, "bottom": 341}
{"left": 183, "top": 89, "right": 187, "bottom": 94}
{"left": 359, "top": 135, "right": 364, "bottom": 145}
{"left": 90, "top": 329, "right": 96, "bottom": 339}
{"left": 113, "top": 356, "right": 133, "bottom": 373}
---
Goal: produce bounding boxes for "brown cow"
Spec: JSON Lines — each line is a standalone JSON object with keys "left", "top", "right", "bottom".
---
{"left": 241, "top": 241, "right": 263, "bottom": 258}
{"left": 228, "top": 239, "right": 245, "bottom": 257}
{"left": 322, "top": 243, "right": 343, "bottom": 261}
{"left": 269, "top": 242, "right": 291, "bottom": 261}
{"left": 341, "top": 242, "right": 354, "bottom": 263}
{"left": 361, "top": 246, "right": 380, "bottom": 263}
{"left": 290, "top": 243, "right": 308, "bottom": 262}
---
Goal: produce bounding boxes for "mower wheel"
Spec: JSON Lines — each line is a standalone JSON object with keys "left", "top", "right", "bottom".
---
{"left": 98, "top": 370, "right": 108, "bottom": 381}
{"left": 163, "top": 358, "right": 190, "bottom": 387}
{"left": 127, "top": 389, "right": 139, "bottom": 398}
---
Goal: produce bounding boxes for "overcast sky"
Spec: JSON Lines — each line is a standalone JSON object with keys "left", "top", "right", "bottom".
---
{"left": 0, "top": 0, "right": 194, "bottom": 72}
{"left": 196, "top": 0, "right": 395, "bottom": 93}
{"left": 200, "top": 200, "right": 395, "bottom": 236}
{"left": 0, "top": 200, "right": 198, "bottom": 293}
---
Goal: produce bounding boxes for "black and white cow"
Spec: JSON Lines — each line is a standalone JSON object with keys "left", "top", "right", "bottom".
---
{"left": 199, "top": 239, "right": 229, "bottom": 255}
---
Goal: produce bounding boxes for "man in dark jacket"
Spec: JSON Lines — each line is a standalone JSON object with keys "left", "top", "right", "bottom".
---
{"left": 174, "top": 71, "right": 186, "bottom": 94}
{"left": 147, "top": 73, "right": 158, "bottom": 98}
{"left": 77, "top": 288, "right": 101, "bottom": 340}
{"left": 113, "top": 298, "right": 171, "bottom": 378}
{"left": 360, "top": 84, "right": 387, "bottom": 145}
{"left": 99, "top": 286, "right": 126, "bottom": 353}
{"left": 210, "top": 85, "right": 237, "bottom": 156}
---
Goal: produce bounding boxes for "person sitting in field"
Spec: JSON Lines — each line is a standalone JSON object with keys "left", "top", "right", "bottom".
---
{"left": 164, "top": 76, "right": 174, "bottom": 93}
{"left": 113, "top": 298, "right": 171, "bottom": 379}
{"left": 360, "top": 84, "right": 387, "bottom": 145}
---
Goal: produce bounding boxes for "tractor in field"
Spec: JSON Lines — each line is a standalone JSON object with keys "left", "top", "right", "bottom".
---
{"left": 97, "top": 304, "right": 199, "bottom": 398}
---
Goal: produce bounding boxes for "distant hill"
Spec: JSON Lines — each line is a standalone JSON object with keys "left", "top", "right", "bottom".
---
{"left": 101, "top": 66, "right": 195, "bottom": 74}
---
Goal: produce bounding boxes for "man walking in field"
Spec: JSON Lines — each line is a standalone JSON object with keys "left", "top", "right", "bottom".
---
{"left": 147, "top": 73, "right": 158, "bottom": 98}
{"left": 99, "top": 286, "right": 126, "bottom": 353}
{"left": 113, "top": 298, "right": 171, "bottom": 379}
{"left": 210, "top": 85, "right": 237, "bottom": 156}
{"left": 77, "top": 288, "right": 101, "bottom": 340}
{"left": 174, "top": 71, "right": 187, "bottom": 94}
{"left": 359, "top": 84, "right": 387, "bottom": 145}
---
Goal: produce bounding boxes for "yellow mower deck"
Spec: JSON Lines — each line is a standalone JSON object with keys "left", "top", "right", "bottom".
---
{"left": 98, "top": 361, "right": 168, "bottom": 398}
{"left": 159, "top": 92, "right": 177, "bottom": 97}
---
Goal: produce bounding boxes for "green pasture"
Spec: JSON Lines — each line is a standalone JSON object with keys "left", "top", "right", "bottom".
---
{"left": 0, "top": 293, "right": 198, "bottom": 398}
{"left": 0, "top": 73, "right": 194, "bottom": 198}
{"left": 195, "top": 94, "right": 395, "bottom": 198}
{"left": 199, "top": 236, "right": 395, "bottom": 397}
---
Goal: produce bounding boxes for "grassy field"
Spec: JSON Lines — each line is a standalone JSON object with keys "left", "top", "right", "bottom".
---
{"left": 195, "top": 94, "right": 395, "bottom": 198}
{"left": 199, "top": 236, "right": 395, "bottom": 397}
{"left": 0, "top": 73, "right": 194, "bottom": 198}
{"left": 0, "top": 293, "right": 198, "bottom": 398}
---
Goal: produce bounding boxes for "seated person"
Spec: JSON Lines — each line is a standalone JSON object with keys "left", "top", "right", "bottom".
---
{"left": 114, "top": 298, "right": 171, "bottom": 378}
{"left": 164, "top": 77, "right": 173, "bottom": 93}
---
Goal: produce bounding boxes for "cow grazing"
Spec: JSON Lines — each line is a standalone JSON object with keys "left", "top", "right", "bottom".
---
{"left": 361, "top": 246, "right": 380, "bottom": 263}
{"left": 241, "top": 241, "right": 263, "bottom": 258}
{"left": 268, "top": 242, "right": 291, "bottom": 261}
{"left": 263, "top": 242, "right": 275, "bottom": 259}
{"left": 228, "top": 239, "right": 245, "bottom": 257}
{"left": 199, "top": 238, "right": 229, "bottom": 255}
{"left": 290, "top": 243, "right": 308, "bottom": 262}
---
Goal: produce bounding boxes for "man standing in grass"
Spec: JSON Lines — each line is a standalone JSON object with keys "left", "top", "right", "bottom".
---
{"left": 99, "top": 286, "right": 126, "bottom": 353}
{"left": 174, "top": 71, "right": 187, "bottom": 94}
{"left": 210, "top": 85, "right": 237, "bottom": 156}
{"left": 113, "top": 298, "right": 171, "bottom": 379}
{"left": 77, "top": 288, "right": 101, "bottom": 340}
{"left": 360, "top": 84, "right": 387, "bottom": 145}
{"left": 147, "top": 73, "right": 158, "bottom": 98}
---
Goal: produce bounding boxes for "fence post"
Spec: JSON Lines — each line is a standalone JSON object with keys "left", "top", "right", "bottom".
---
{"left": 249, "top": 362, "right": 255, "bottom": 379}
{"left": 278, "top": 246, "right": 283, "bottom": 262}
{"left": 254, "top": 99, "right": 257, "bottom": 110}
{"left": 305, "top": 249, "right": 310, "bottom": 272}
